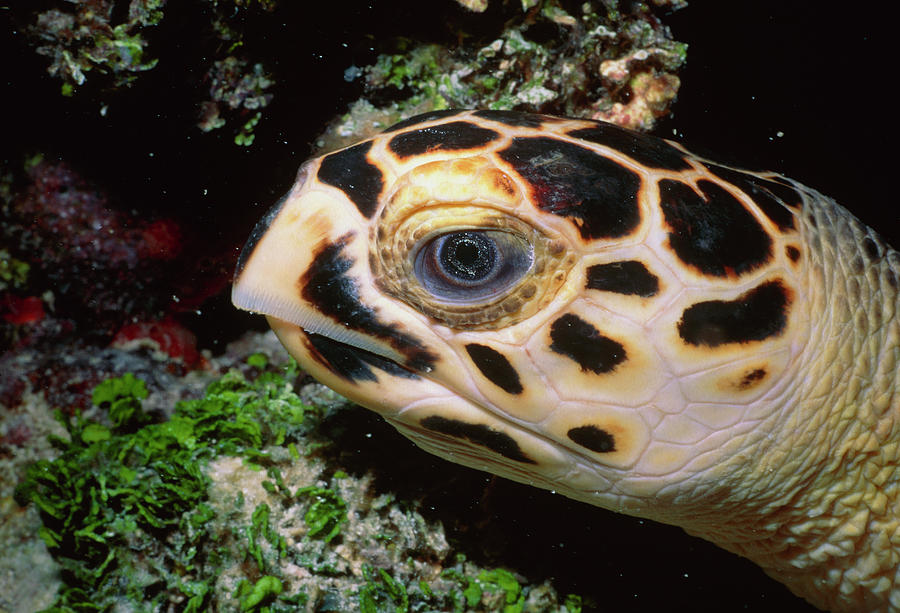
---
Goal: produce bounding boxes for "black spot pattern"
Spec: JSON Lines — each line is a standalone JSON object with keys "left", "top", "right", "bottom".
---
{"left": 317, "top": 141, "right": 384, "bottom": 218}
{"left": 705, "top": 164, "right": 796, "bottom": 231}
{"left": 549, "top": 313, "right": 626, "bottom": 374}
{"left": 465, "top": 343, "right": 524, "bottom": 395}
{"left": 305, "top": 332, "right": 419, "bottom": 382}
{"left": 420, "top": 416, "right": 535, "bottom": 464}
{"left": 473, "top": 109, "right": 548, "bottom": 127}
{"left": 786, "top": 245, "right": 801, "bottom": 262}
{"left": 659, "top": 179, "right": 772, "bottom": 277}
{"left": 567, "top": 425, "right": 616, "bottom": 453}
{"left": 301, "top": 235, "right": 437, "bottom": 371}
{"left": 737, "top": 368, "right": 767, "bottom": 389}
{"left": 388, "top": 121, "right": 500, "bottom": 158}
{"left": 678, "top": 281, "right": 791, "bottom": 347}
{"left": 568, "top": 124, "right": 692, "bottom": 171}
{"left": 498, "top": 137, "right": 642, "bottom": 240}
{"left": 382, "top": 110, "right": 464, "bottom": 132}
{"left": 586, "top": 260, "right": 659, "bottom": 297}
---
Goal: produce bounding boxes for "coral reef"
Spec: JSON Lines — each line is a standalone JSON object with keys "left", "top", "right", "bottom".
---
{"left": 112, "top": 317, "right": 207, "bottom": 370}
{"left": 316, "top": 0, "right": 686, "bottom": 151}
{"left": 0, "top": 158, "right": 233, "bottom": 357}
{"left": 1, "top": 159, "right": 182, "bottom": 338}
{"left": 197, "top": 56, "right": 275, "bottom": 146}
{"left": 15, "top": 0, "right": 277, "bottom": 144}
{"left": 6, "top": 338, "right": 584, "bottom": 612}
{"left": 27, "top": 0, "right": 165, "bottom": 94}
{"left": 454, "top": 0, "right": 687, "bottom": 11}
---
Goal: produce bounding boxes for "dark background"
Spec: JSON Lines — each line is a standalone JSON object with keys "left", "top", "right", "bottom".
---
{"left": 2, "top": 1, "right": 892, "bottom": 611}
{"left": 663, "top": 2, "right": 896, "bottom": 249}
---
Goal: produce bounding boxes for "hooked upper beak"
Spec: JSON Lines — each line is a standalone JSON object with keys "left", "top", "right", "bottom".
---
{"left": 231, "top": 184, "right": 407, "bottom": 366}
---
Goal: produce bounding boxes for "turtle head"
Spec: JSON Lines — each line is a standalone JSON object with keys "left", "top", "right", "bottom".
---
{"left": 233, "top": 111, "right": 811, "bottom": 521}
{"left": 234, "top": 110, "right": 900, "bottom": 613}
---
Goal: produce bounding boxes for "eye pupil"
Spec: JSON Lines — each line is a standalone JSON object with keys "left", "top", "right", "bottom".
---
{"left": 413, "top": 228, "right": 533, "bottom": 304}
{"left": 440, "top": 232, "right": 496, "bottom": 281}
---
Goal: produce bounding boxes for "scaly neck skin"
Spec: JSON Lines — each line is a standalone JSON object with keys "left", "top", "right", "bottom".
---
{"left": 682, "top": 195, "right": 900, "bottom": 612}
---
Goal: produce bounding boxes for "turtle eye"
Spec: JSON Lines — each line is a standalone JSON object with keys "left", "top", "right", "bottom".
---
{"left": 415, "top": 230, "right": 533, "bottom": 301}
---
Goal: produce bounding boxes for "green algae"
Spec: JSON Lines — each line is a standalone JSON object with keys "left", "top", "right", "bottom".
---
{"left": 0, "top": 249, "right": 30, "bottom": 291}
{"left": 14, "top": 354, "right": 583, "bottom": 611}
{"left": 317, "top": 0, "right": 686, "bottom": 151}
{"left": 14, "top": 361, "right": 314, "bottom": 611}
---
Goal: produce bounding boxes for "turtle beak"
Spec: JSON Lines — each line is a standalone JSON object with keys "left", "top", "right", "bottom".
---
{"left": 231, "top": 176, "right": 407, "bottom": 365}
{"left": 231, "top": 184, "right": 324, "bottom": 329}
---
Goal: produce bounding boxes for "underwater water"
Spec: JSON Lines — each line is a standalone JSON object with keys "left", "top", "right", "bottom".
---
{"left": 1, "top": 1, "right": 893, "bottom": 611}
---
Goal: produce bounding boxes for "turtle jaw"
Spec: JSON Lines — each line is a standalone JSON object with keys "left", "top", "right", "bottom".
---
{"left": 263, "top": 315, "right": 449, "bottom": 419}
{"left": 266, "top": 315, "right": 416, "bottom": 377}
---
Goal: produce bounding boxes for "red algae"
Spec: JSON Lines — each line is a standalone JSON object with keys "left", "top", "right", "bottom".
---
{"left": 1, "top": 296, "right": 45, "bottom": 326}
{"left": 112, "top": 317, "right": 206, "bottom": 370}
{"left": 2, "top": 160, "right": 186, "bottom": 339}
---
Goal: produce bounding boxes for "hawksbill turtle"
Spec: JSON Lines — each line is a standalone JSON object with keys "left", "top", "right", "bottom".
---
{"left": 232, "top": 110, "right": 900, "bottom": 612}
